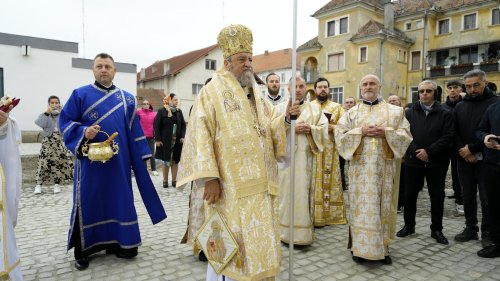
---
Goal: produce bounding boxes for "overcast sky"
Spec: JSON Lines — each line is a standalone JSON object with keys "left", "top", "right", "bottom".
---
{"left": 1, "top": 0, "right": 328, "bottom": 69}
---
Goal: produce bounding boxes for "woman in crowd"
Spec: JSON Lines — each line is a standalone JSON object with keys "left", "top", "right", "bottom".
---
{"left": 154, "top": 93, "right": 186, "bottom": 188}
{"left": 34, "top": 95, "right": 73, "bottom": 194}
{"left": 137, "top": 99, "right": 159, "bottom": 176}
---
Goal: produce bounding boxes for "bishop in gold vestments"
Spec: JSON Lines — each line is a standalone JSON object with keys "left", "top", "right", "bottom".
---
{"left": 335, "top": 75, "right": 412, "bottom": 263}
{"left": 311, "top": 78, "right": 347, "bottom": 226}
{"left": 277, "top": 76, "right": 328, "bottom": 245}
{"left": 177, "top": 24, "right": 287, "bottom": 281}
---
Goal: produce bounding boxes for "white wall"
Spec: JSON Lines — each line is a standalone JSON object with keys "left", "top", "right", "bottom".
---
{"left": 0, "top": 44, "right": 136, "bottom": 131}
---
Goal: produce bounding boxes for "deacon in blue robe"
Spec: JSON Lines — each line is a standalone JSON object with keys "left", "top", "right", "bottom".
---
{"left": 59, "top": 54, "right": 166, "bottom": 270}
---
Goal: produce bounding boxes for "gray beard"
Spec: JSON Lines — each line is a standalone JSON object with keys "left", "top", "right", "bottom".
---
{"left": 238, "top": 71, "right": 254, "bottom": 88}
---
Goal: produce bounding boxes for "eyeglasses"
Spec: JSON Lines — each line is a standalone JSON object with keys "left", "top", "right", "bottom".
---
{"left": 418, "top": 89, "right": 434, "bottom": 94}
{"left": 142, "top": 103, "right": 149, "bottom": 105}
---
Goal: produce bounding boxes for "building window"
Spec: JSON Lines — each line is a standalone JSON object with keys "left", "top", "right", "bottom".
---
{"left": 438, "top": 19, "right": 450, "bottom": 34}
{"left": 411, "top": 87, "right": 419, "bottom": 103}
{"left": 411, "top": 51, "right": 421, "bottom": 70}
{"left": 0, "top": 68, "right": 3, "bottom": 98}
{"left": 328, "top": 53, "right": 345, "bottom": 71}
{"left": 464, "top": 13, "right": 477, "bottom": 30}
{"left": 331, "top": 87, "right": 344, "bottom": 103}
{"left": 398, "top": 50, "right": 407, "bottom": 62}
{"left": 192, "top": 83, "right": 204, "bottom": 95}
{"left": 492, "top": 8, "right": 500, "bottom": 25}
{"left": 205, "top": 59, "right": 216, "bottom": 70}
{"left": 359, "top": 47, "right": 367, "bottom": 63}
{"left": 326, "top": 16, "right": 348, "bottom": 37}
{"left": 405, "top": 22, "right": 412, "bottom": 30}
{"left": 281, "top": 73, "right": 286, "bottom": 82}
{"left": 436, "top": 50, "right": 449, "bottom": 66}
{"left": 459, "top": 46, "right": 478, "bottom": 63}
{"left": 416, "top": 20, "right": 424, "bottom": 29}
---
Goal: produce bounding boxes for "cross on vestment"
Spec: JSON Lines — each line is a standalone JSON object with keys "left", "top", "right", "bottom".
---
{"left": 370, "top": 138, "right": 377, "bottom": 151}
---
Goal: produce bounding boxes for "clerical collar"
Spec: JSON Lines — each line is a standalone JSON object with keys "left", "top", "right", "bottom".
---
{"left": 94, "top": 81, "right": 116, "bottom": 92}
{"left": 362, "top": 99, "right": 379, "bottom": 106}
{"left": 267, "top": 94, "right": 282, "bottom": 102}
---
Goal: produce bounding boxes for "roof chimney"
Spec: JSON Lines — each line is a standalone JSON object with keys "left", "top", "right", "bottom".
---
{"left": 384, "top": 0, "right": 394, "bottom": 31}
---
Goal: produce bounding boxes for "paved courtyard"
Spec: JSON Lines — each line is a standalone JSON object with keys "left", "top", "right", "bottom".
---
{"left": 15, "top": 144, "right": 500, "bottom": 280}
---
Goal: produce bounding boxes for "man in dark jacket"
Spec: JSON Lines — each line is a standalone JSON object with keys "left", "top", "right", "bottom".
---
{"left": 396, "top": 80, "right": 453, "bottom": 244}
{"left": 442, "top": 79, "right": 464, "bottom": 215}
{"left": 476, "top": 101, "right": 500, "bottom": 258}
{"left": 454, "top": 70, "right": 500, "bottom": 248}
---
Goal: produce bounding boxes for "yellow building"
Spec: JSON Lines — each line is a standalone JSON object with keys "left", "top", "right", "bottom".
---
{"left": 298, "top": 0, "right": 500, "bottom": 104}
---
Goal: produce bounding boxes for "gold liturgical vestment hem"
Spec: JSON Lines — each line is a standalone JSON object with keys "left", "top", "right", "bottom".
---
{"left": 335, "top": 101, "right": 412, "bottom": 260}
{"left": 311, "top": 100, "right": 347, "bottom": 226}
{"left": 177, "top": 68, "right": 286, "bottom": 281}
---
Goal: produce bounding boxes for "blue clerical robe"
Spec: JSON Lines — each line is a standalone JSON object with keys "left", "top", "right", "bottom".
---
{"left": 59, "top": 84, "right": 167, "bottom": 251}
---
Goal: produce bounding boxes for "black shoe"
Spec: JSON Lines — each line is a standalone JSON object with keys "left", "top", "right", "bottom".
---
{"left": 396, "top": 225, "right": 415, "bottom": 237}
{"left": 431, "top": 230, "right": 449, "bottom": 244}
{"left": 481, "top": 235, "right": 493, "bottom": 248}
{"left": 382, "top": 256, "right": 392, "bottom": 265}
{"left": 75, "top": 257, "right": 89, "bottom": 270}
{"left": 352, "top": 255, "right": 365, "bottom": 264}
{"left": 115, "top": 250, "right": 137, "bottom": 259}
{"left": 198, "top": 251, "right": 208, "bottom": 262}
{"left": 455, "top": 227, "right": 479, "bottom": 242}
{"left": 163, "top": 181, "right": 169, "bottom": 188}
{"left": 172, "top": 181, "right": 176, "bottom": 188}
{"left": 477, "top": 244, "right": 500, "bottom": 258}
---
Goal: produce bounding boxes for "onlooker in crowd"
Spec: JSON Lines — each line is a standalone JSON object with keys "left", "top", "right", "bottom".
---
{"left": 387, "top": 94, "right": 401, "bottom": 106}
{"left": 34, "top": 95, "right": 74, "bottom": 194}
{"left": 277, "top": 75, "right": 328, "bottom": 245}
{"left": 59, "top": 53, "right": 166, "bottom": 270}
{"left": 397, "top": 80, "right": 453, "bottom": 245}
{"left": 311, "top": 77, "right": 347, "bottom": 226}
{"left": 343, "top": 97, "right": 356, "bottom": 111}
{"left": 0, "top": 101, "right": 23, "bottom": 280}
{"left": 154, "top": 93, "right": 186, "bottom": 188}
{"left": 176, "top": 24, "right": 291, "bottom": 280}
{"left": 442, "top": 79, "right": 464, "bottom": 215}
{"left": 335, "top": 74, "right": 412, "bottom": 265}
{"left": 476, "top": 101, "right": 500, "bottom": 258}
{"left": 136, "top": 99, "right": 159, "bottom": 176}
{"left": 386, "top": 95, "right": 406, "bottom": 213}
{"left": 487, "top": 82, "right": 497, "bottom": 94}
{"left": 265, "top": 72, "right": 286, "bottom": 106}
{"left": 454, "top": 70, "right": 500, "bottom": 248}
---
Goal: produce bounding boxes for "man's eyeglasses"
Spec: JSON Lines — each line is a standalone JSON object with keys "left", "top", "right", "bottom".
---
{"left": 418, "top": 89, "right": 433, "bottom": 94}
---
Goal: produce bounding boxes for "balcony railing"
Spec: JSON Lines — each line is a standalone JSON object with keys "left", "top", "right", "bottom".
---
{"left": 427, "top": 62, "right": 499, "bottom": 78}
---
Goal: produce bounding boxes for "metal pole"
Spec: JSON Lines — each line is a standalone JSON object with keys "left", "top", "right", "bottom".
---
{"left": 289, "top": 0, "right": 297, "bottom": 280}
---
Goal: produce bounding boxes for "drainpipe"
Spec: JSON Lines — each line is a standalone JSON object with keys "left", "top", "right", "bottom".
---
{"left": 423, "top": 10, "right": 429, "bottom": 79}
{"left": 379, "top": 35, "right": 387, "bottom": 90}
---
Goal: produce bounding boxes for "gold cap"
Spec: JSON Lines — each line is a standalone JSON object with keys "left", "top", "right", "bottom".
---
{"left": 217, "top": 24, "right": 253, "bottom": 59}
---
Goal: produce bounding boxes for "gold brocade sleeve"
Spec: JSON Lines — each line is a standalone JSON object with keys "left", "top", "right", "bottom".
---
{"left": 177, "top": 87, "right": 221, "bottom": 188}
{"left": 334, "top": 111, "right": 363, "bottom": 160}
{"left": 307, "top": 103, "right": 328, "bottom": 154}
{"left": 269, "top": 105, "right": 286, "bottom": 159}
{"left": 384, "top": 107, "right": 412, "bottom": 160}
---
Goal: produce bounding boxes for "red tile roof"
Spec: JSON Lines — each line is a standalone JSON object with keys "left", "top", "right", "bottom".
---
{"left": 252, "top": 48, "right": 301, "bottom": 73}
{"left": 138, "top": 44, "right": 218, "bottom": 82}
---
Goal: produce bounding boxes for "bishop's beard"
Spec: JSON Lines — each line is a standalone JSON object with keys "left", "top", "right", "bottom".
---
{"left": 237, "top": 70, "right": 255, "bottom": 88}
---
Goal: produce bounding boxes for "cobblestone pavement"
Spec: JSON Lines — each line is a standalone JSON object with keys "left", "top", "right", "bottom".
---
{"left": 16, "top": 167, "right": 500, "bottom": 280}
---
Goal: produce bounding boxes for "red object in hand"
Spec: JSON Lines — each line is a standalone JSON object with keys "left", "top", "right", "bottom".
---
{"left": 0, "top": 97, "right": 20, "bottom": 112}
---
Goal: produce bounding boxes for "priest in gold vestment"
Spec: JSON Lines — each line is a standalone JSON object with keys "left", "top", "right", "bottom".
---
{"left": 276, "top": 76, "right": 328, "bottom": 245}
{"left": 335, "top": 74, "right": 412, "bottom": 265}
{"left": 177, "top": 24, "right": 293, "bottom": 281}
{"left": 311, "top": 77, "right": 347, "bottom": 226}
